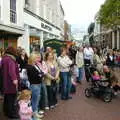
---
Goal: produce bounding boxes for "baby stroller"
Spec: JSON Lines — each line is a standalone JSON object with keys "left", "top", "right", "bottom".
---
{"left": 84, "top": 65, "right": 113, "bottom": 102}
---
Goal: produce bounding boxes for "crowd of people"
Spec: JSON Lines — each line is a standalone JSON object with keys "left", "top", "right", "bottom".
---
{"left": 0, "top": 44, "right": 120, "bottom": 120}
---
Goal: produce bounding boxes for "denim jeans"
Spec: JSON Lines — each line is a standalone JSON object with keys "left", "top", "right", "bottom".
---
{"left": 60, "top": 72, "right": 71, "bottom": 99}
{"left": 39, "top": 82, "right": 48, "bottom": 110}
{"left": 30, "top": 84, "right": 41, "bottom": 112}
{"left": 77, "top": 67, "right": 84, "bottom": 82}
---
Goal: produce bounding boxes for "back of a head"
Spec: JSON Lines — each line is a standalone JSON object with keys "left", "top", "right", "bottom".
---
{"left": 5, "top": 46, "right": 17, "bottom": 57}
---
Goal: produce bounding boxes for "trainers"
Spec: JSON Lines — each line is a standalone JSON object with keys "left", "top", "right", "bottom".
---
{"left": 33, "top": 112, "right": 44, "bottom": 119}
{"left": 45, "top": 107, "right": 49, "bottom": 110}
{"left": 39, "top": 110, "right": 44, "bottom": 115}
{"left": 55, "top": 103, "right": 58, "bottom": 107}
{"left": 50, "top": 105, "right": 55, "bottom": 109}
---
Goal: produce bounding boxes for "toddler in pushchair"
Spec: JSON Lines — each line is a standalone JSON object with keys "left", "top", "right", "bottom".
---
{"left": 85, "top": 65, "right": 113, "bottom": 102}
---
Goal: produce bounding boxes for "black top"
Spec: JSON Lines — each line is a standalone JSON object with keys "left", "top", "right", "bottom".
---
{"left": 17, "top": 56, "right": 28, "bottom": 71}
{"left": 106, "top": 54, "right": 115, "bottom": 67}
{"left": 26, "top": 64, "right": 44, "bottom": 84}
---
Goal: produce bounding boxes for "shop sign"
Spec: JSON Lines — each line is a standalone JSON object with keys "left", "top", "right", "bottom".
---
{"left": 41, "top": 23, "right": 52, "bottom": 31}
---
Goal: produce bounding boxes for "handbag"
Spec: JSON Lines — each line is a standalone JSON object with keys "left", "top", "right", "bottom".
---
{"left": 19, "top": 69, "right": 30, "bottom": 89}
{"left": 19, "top": 69, "right": 28, "bottom": 80}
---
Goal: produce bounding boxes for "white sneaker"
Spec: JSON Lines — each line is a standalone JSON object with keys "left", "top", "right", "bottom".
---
{"left": 45, "top": 107, "right": 49, "bottom": 110}
{"left": 114, "top": 92, "right": 118, "bottom": 96}
{"left": 50, "top": 105, "right": 55, "bottom": 109}
{"left": 55, "top": 104, "right": 58, "bottom": 107}
{"left": 39, "top": 110, "right": 44, "bottom": 114}
{"left": 33, "top": 112, "right": 44, "bottom": 119}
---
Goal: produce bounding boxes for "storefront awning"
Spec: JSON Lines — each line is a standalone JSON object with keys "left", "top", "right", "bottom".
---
{"left": 0, "top": 23, "right": 25, "bottom": 36}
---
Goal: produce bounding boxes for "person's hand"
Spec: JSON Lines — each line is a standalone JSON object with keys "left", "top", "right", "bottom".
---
{"left": 55, "top": 76, "right": 58, "bottom": 80}
{"left": 13, "top": 80, "right": 18, "bottom": 88}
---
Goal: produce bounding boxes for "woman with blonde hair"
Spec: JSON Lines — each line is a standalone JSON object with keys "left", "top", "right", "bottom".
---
{"left": 26, "top": 52, "right": 44, "bottom": 119}
{"left": 44, "top": 52, "right": 59, "bottom": 108}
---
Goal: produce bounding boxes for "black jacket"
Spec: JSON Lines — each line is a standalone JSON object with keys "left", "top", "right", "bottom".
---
{"left": 26, "top": 64, "right": 44, "bottom": 85}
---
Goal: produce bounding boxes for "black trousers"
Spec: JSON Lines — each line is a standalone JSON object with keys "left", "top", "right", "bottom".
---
{"left": 0, "top": 70, "right": 3, "bottom": 93}
{"left": 47, "top": 85, "right": 57, "bottom": 107}
{"left": 84, "top": 59, "right": 91, "bottom": 82}
{"left": 3, "top": 94, "right": 17, "bottom": 117}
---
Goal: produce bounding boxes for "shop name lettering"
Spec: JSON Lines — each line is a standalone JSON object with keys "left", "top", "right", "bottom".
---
{"left": 41, "top": 23, "right": 52, "bottom": 31}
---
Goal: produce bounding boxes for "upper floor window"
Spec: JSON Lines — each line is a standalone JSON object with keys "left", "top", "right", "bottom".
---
{"left": 10, "top": 0, "right": 16, "bottom": 23}
{"left": 25, "top": 0, "right": 30, "bottom": 9}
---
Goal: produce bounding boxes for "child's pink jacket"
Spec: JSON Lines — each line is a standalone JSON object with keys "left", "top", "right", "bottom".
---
{"left": 19, "top": 100, "right": 32, "bottom": 120}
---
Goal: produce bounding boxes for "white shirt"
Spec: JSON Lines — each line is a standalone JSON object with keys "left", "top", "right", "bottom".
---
{"left": 84, "top": 47, "right": 94, "bottom": 60}
{"left": 57, "top": 55, "right": 72, "bottom": 72}
{"left": 76, "top": 51, "right": 84, "bottom": 68}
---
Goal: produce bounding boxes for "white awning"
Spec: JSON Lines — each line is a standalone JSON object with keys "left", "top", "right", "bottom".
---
{"left": 0, "top": 23, "right": 24, "bottom": 35}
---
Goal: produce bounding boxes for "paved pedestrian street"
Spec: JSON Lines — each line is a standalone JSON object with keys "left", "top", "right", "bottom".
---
{"left": 44, "top": 81, "right": 120, "bottom": 120}
{"left": 1, "top": 80, "right": 120, "bottom": 120}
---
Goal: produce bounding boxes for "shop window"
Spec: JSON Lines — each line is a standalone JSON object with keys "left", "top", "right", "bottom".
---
{"left": 10, "top": 0, "right": 16, "bottom": 23}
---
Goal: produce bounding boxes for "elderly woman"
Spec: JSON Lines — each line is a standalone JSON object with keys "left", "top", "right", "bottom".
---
{"left": 0, "top": 48, "right": 4, "bottom": 99}
{"left": 1, "top": 47, "right": 20, "bottom": 119}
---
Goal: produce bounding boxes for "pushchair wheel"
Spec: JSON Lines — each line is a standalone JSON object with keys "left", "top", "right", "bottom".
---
{"left": 103, "top": 93, "right": 112, "bottom": 102}
{"left": 85, "top": 88, "right": 92, "bottom": 98}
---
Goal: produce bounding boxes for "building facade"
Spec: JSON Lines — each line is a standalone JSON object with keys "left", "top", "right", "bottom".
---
{"left": 64, "top": 20, "right": 71, "bottom": 41}
{"left": 0, "top": 0, "right": 24, "bottom": 49}
{"left": 94, "top": 12, "right": 120, "bottom": 49}
{"left": 18, "top": 0, "right": 64, "bottom": 54}
{"left": 0, "top": 0, "right": 64, "bottom": 55}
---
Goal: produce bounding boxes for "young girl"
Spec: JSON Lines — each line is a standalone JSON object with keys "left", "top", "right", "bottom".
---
{"left": 92, "top": 71, "right": 100, "bottom": 81}
{"left": 18, "top": 90, "right": 32, "bottom": 120}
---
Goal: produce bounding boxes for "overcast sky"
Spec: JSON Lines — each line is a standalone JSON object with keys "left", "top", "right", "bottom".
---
{"left": 60, "top": 0, "right": 105, "bottom": 32}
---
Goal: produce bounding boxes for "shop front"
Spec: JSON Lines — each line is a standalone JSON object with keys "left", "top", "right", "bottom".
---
{"left": 0, "top": 31, "right": 21, "bottom": 49}
{"left": 29, "top": 36, "right": 40, "bottom": 52}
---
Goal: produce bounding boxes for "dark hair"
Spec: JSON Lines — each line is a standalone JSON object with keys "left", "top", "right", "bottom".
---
{"left": 96, "top": 48, "right": 101, "bottom": 57}
{"left": 40, "top": 52, "right": 43, "bottom": 63}
{"left": 5, "top": 46, "right": 17, "bottom": 57}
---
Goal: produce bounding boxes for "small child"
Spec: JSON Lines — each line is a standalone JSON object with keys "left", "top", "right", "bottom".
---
{"left": 92, "top": 71, "right": 100, "bottom": 81}
{"left": 18, "top": 89, "right": 32, "bottom": 120}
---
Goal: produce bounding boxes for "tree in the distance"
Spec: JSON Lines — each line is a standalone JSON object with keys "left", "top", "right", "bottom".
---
{"left": 98, "top": 0, "right": 120, "bottom": 29}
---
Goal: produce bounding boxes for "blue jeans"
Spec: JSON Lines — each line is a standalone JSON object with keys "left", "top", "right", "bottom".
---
{"left": 39, "top": 82, "right": 48, "bottom": 110}
{"left": 30, "top": 84, "right": 41, "bottom": 112}
{"left": 60, "top": 72, "right": 71, "bottom": 99}
{"left": 77, "top": 67, "right": 84, "bottom": 82}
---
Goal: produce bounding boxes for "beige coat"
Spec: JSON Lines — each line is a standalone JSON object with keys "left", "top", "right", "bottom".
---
{"left": 44, "top": 61, "right": 59, "bottom": 86}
